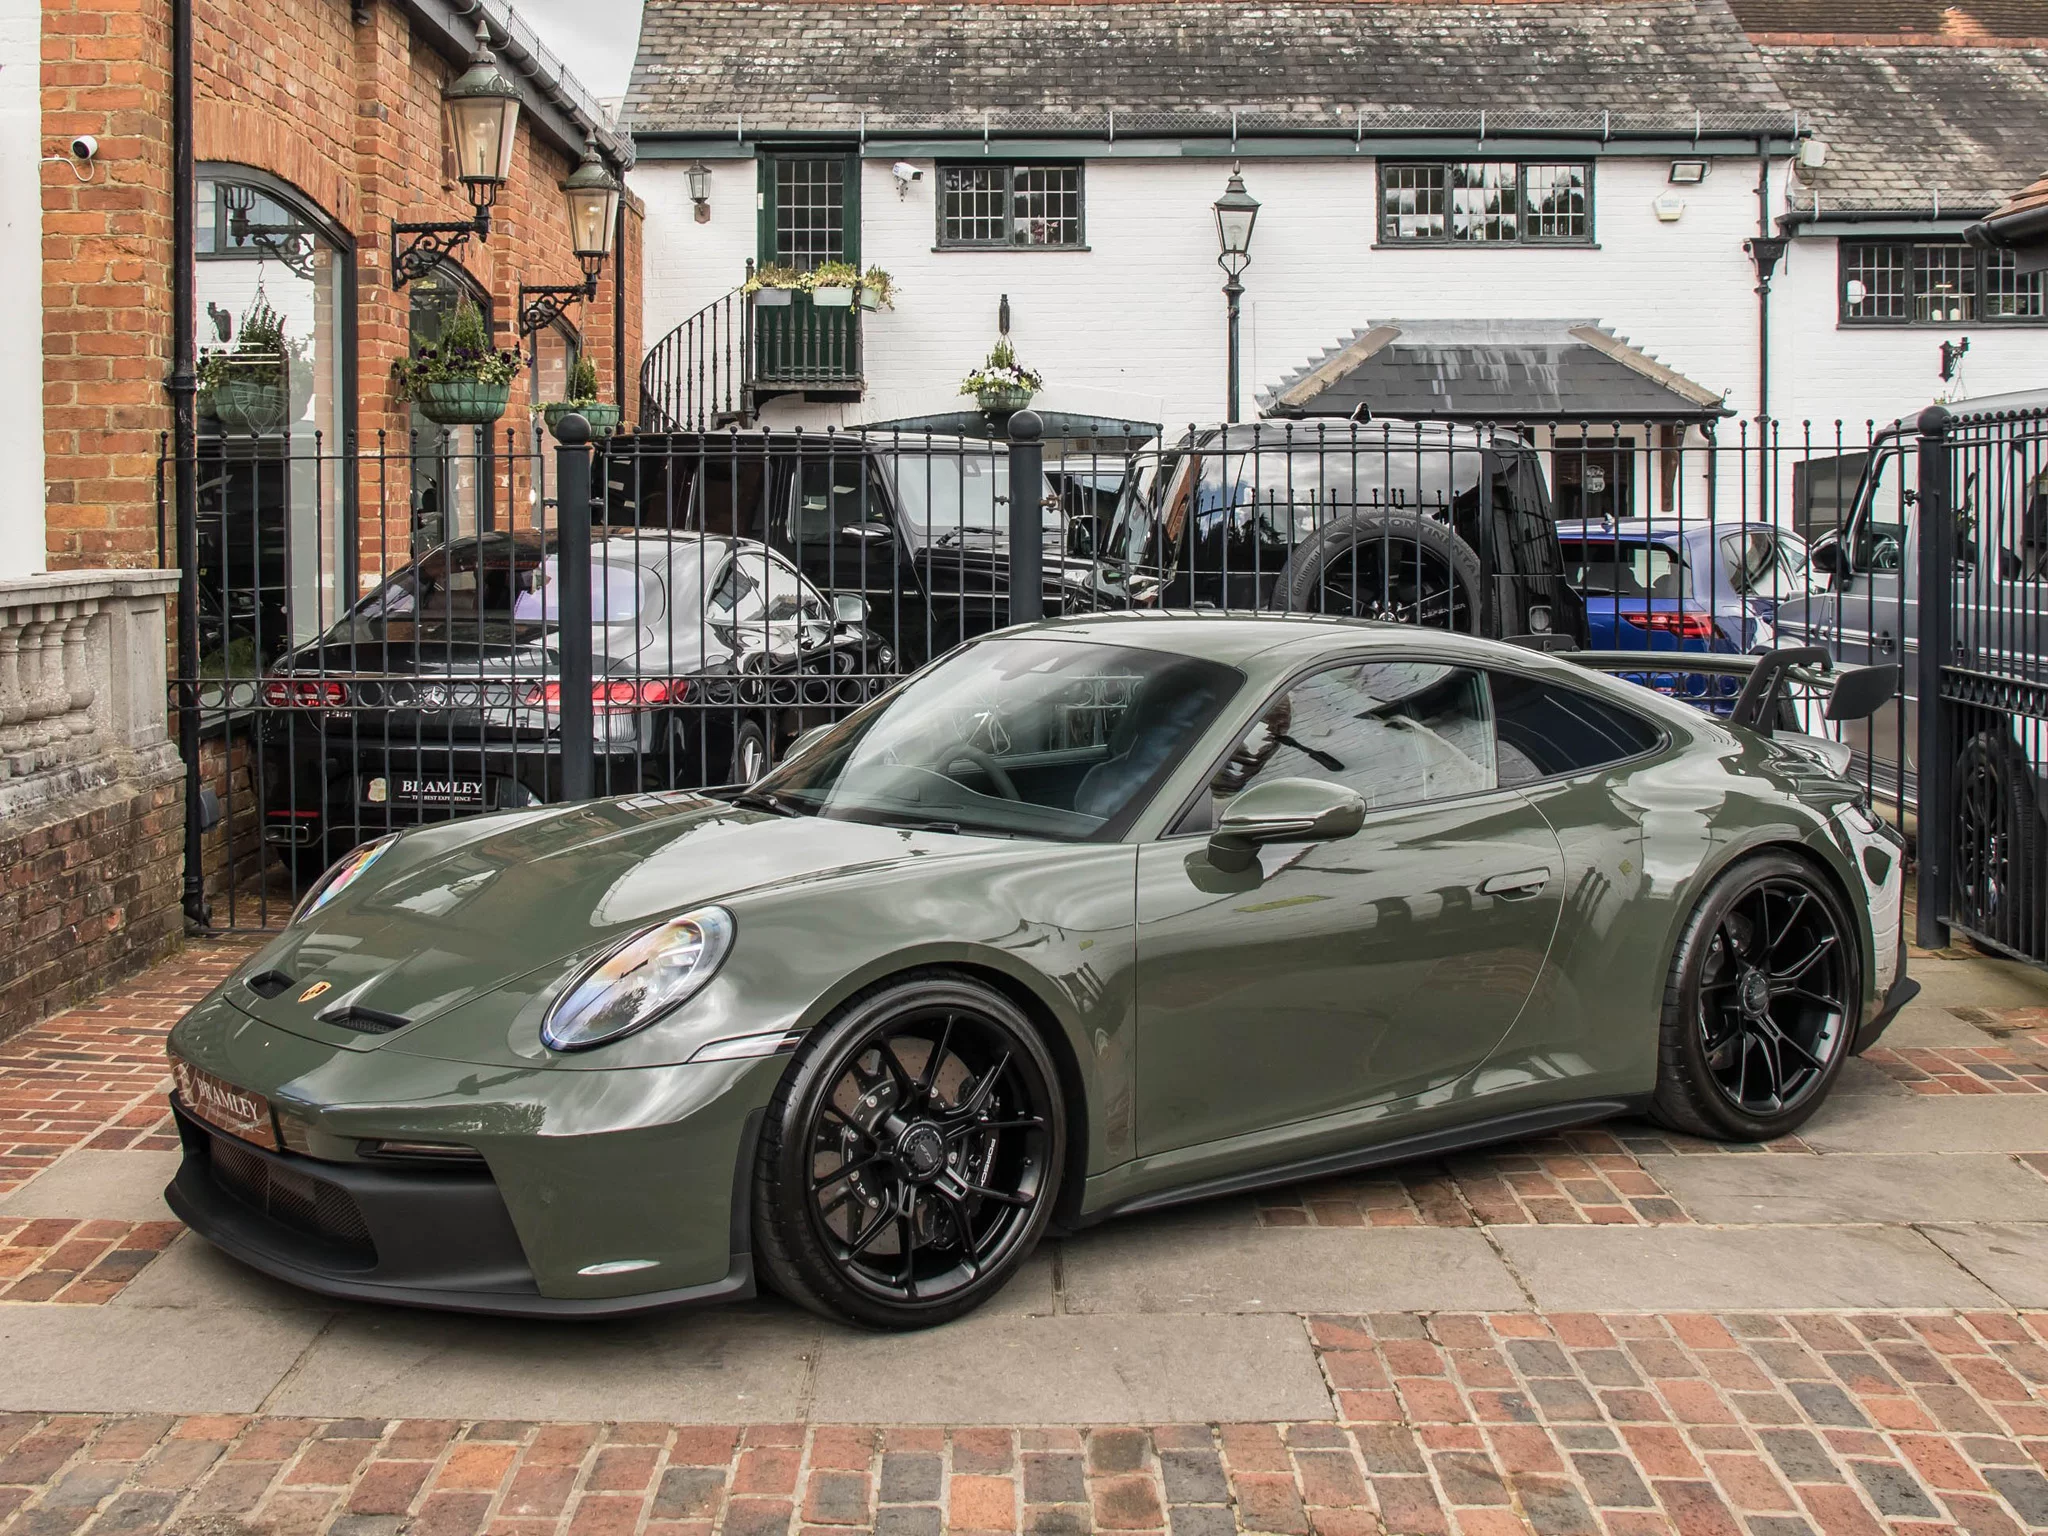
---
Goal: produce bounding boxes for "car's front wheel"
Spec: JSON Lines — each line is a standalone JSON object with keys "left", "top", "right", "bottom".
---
{"left": 1650, "top": 852, "right": 1860, "bottom": 1141}
{"left": 752, "top": 972, "right": 1065, "bottom": 1329}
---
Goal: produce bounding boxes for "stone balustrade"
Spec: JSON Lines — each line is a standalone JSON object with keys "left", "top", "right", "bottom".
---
{"left": 0, "top": 570, "right": 183, "bottom": 817}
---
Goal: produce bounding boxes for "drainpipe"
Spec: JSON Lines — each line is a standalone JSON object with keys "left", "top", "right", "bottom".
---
{"left": 613, "top": 195, "right": 627, "bottom": 419}
{"left": 1742, "top": 139, "right": 1790, "bottom": 522}
{"left": 170, "top": 0, "right": 209, "bottom": 929}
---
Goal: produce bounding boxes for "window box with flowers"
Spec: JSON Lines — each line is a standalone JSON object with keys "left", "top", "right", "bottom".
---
{"left": 394, "top": 299, "right": 522, "bottom": 426}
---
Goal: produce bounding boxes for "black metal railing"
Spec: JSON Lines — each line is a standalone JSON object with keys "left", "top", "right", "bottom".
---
{"left": 753, "top": 292, "right": 862, "bottom": 394}
{"left": 161, "top": 408, "right": 2047, "bottom": 956}
{"left": 639, "top": 286, "right": 750, "bottom": 432}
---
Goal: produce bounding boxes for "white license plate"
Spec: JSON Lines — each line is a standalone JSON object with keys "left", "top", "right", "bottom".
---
{"left": 173, "top": 1057, "right": 277, "bottom": 1150}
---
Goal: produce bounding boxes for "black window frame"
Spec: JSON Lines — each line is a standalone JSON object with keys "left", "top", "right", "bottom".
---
{"left": 1376, "top": 159, "right": 1596, "bottom": 247}
{"left": 1837, "top": 238, "right": 2047, "bottom": 327}
{"left": 936, "top": 161, "right": 1087, "bottom": 250}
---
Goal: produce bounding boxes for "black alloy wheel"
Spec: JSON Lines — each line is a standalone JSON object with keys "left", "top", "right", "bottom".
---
{"left": 753, "top": 973, "right": 1065, "bottom": 1329}
{"left": 1952, "top": 729, "right": 2042, "bottom": 950}
{"left": 1651, "top": 852, "right": 1859, "bottom": 1141}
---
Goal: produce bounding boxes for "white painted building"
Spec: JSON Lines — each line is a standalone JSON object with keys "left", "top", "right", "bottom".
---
{"left": 622, "top": 0, "right": 2048, "bottom": 526}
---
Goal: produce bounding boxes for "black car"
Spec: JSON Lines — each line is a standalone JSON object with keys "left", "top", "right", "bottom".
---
{"left": 1095, "top": 422, "right": 1588, "bottom": 642}
{"left": 600, "top": 432, "right": 1085, "bottom": 668}
{"left": 256, "top": 528, "right": 890, "bottom": 878}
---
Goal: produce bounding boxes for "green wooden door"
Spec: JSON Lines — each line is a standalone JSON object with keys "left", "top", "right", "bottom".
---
{"left": 756, "top": 154, "right": 861, "bottom": 388}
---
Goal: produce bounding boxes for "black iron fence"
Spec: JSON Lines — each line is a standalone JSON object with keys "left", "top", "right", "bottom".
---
{"left": 161, "top": 408, "right": 2048, "bottom": 961}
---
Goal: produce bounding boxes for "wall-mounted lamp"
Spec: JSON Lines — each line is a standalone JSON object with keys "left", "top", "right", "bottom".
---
{"left": 392, "top": 28, "right": 523, "bottom": 287}
{"left": 520, "top": 134, "right": 625, "bottom": 337}
{"left": 686, "top": 161, "right": 712, "bottom": 223}
{"left": 1668, "top": 161, "right": 1708, "bottom": 186}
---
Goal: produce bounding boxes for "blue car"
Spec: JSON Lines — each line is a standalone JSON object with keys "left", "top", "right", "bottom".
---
{"left": 1554, "top": 519, "right": 1813, "bottom": 708}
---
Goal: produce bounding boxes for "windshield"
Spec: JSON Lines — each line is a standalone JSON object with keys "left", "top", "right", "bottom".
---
{"left": 752, "top": 636, "right": 1241, "bottom": 839}
{"left": 1558, "top": 539, "right": 1690, "bottom": 599}
{"left": 875, "top": 452, "right": 1057, "bottom": 537}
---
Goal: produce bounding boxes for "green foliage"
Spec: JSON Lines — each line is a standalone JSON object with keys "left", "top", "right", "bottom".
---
{"left": 959, "top": 336, "right": 1043, "bottom": 397}
{"left": 564, "top": 355, "right": 601, "bottom": 404}
{"left": 391, "top": 299, "right": 521, "bottom": 401}
{"left": 196, "top": 295, "right": 302, "bottom": 391}
{"left": 742, "top": 263, "right": 805, "bottom": 294}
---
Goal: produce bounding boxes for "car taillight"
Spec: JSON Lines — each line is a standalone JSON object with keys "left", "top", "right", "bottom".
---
{"left": 1621, "top": 612, "right": 1717, "bottom": 641}
{"left": 261, "top": 679, "right": 349, "bottom": 708}
{"left": 519, "top": 679, "right": 689, "bottom": 711}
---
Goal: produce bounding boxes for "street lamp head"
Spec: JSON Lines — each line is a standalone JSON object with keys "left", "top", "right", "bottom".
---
{"left": 563, "top": 132, "right": 623, "bottom": 274}
{"left": 443, "top": 33, "right": 523, "bottom": 222}
{"left": 1214, "top": 165, "right": 1260, "bottom": 277}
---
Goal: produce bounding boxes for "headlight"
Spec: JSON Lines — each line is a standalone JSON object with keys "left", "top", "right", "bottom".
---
{"left": 542, "top": 906, "right": 736, "bottom": 1052}
{"left": 292, "top": 835, "right": 398, "bottom": 924}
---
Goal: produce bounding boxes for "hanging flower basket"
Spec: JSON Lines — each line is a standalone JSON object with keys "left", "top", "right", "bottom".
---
{"left": 207, "top": 372, "right": 290, "bottom": 435}
{"left": 542, "top": 401, "right": 622, "bottom": 437}
{"left": 975, "top": 383, "right": 1036, "bottom": 414}
{"left": 415, "top": 377, "right": 512, "bottom": 426}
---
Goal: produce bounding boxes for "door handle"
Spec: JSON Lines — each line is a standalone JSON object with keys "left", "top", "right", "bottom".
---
{"left": 1875, "top": 630, "right": 1897, "bottom": 654}
{"left": 1480, "top": 868, "right": 1552, "bottom": 899}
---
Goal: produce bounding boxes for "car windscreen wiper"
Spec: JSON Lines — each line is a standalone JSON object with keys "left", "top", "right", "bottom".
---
{"left": 728, "top": 789, "right": 805, "bottom": 817}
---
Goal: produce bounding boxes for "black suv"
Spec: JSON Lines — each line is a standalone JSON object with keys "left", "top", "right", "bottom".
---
{"left": 1095, "top": 422, "right": 1587, "bottom": 642}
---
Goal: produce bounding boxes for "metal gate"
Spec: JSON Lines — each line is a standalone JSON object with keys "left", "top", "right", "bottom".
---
{"left": 1917, "top": 402, "right": 2048, "bottom": 964}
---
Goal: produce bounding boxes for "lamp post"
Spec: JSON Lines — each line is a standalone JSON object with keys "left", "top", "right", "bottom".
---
{"left": 521, "top": 135, "right": 625, "bottom": 337}
{"left": 392, "top": 29, "right": 523, "bottom": 287}
{"left": 1213, "top": 167, "right": 1260, "bottom": 423}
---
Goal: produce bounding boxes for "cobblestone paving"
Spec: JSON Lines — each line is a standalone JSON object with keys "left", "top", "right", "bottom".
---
{"left": 6, "top": 1309, "right": 2048, "bottom": 1536}
{"left": 1862, "top": 1048, "right": 2048, "bottom": 1095}
{"left": 0, "top": 1217, "right": 184, "bottom": 1303}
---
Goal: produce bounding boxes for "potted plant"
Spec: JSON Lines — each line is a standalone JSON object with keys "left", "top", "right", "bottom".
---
{"left": 743, "top": 263, "right": 802, "bottom": 307}
{"left": 541, "top": 356, "right": 621, "bottom": 437}
{"left": 392, "top": 299, "right": 521, "bottom": 427}
{"left": 807, "top": 260, "right": 860, "bottom": 309}
{"left": 960, "top": 338, "right": 1043, "bottom": 414}
{"left": 858, "top": 265, "right": 898, "bottom": 312}
{"left": 198, "top": 296, "right": 299, "bottom": 435}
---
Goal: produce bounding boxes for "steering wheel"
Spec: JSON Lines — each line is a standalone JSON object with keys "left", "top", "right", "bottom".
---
{"left": 938, "top": 740, "right": 1021, "bottom": 800}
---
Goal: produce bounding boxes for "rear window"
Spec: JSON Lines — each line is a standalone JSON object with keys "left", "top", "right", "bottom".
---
{"left": 1491, "top": 671, "right": 1664, "bottom": 784}
{"left": 1558, "top": 539, "right": 1690, "bottom": 599}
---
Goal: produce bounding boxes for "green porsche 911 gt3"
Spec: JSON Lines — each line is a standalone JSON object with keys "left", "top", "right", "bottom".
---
{"left": 165, "top": 613, "right": 1914, "bottom": 1329}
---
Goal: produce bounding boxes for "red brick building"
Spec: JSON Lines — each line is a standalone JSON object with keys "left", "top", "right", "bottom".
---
{"left": 42, "top": 0, "right": 643, "bottom": 579}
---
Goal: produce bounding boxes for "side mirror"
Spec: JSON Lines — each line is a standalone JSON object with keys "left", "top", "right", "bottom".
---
{"left": 1808, "top": 538, "right": 1847, "bottom": 579}
{"left": 1067, "top": 514, "right": 1100, "bottom": 560}
{"left": 1208, "top": 776, "right": 1366, "bottom": 873}
{"left": 782, "top": 721, "right": 834, "bottom": 763}
{"left": 832, "top": 594, "right": 868, "bottom": 628}
{"left": 1824, "top": 663, "right": 1899, "bottom": 723}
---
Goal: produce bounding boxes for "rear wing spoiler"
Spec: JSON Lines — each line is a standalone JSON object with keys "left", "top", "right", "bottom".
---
{"left": 1526, "top": 643, "right": 1899, "bottom": 734}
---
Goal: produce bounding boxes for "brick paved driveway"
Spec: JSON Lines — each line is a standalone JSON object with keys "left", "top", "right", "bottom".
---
{"left": 4, "top": 938, "right": 2048, "bottom": 1536}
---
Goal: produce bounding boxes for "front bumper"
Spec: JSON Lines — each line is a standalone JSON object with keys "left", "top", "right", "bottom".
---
{"left": 165, "top": 1094, "right": 761, "bottom": 1319}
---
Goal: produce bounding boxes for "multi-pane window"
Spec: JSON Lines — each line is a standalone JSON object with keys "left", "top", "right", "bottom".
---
{"left": 1379, "top": 161, "right": 1592, "bottom": 244}
{"left": 938, "top": 163, "right": 1083, "bottom": 248}
{"left": 772, "top": 158, "right": 844, "bottom": 271}
{"left": 1840, "top": 240, "right": 2046, "bottom": 325}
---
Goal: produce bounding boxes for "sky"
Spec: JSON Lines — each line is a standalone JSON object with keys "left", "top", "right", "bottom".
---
{"left": 509, "top": 0, "right": 644, "bottom": 107}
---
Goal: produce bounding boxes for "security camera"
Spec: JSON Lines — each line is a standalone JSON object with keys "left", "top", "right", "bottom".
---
{"left": 891, "top": 161, "right": 922, "bottom": 185}
{"left": 70, "top": 135, "right": 97, "bottom": 162}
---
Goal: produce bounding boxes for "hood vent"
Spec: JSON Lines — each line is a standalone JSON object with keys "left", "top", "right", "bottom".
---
{"left": 315, "top": 1000, "right": 411, "bottom": 1035}
{"left": 246, "top": 970, "right": 295, "bottom": 999}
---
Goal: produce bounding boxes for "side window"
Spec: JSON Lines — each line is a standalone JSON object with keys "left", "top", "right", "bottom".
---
{"left": 708, "top": 557, "right": 762, "bottom": 620}
{"left": 761, "top": 554, "right": 828, "bottom": 622}
{"left": 684, "top": 457, "right": 769, "bottom": 540}
{"left": 1852, "top": 451, "right": 1909, "bottom": 573}
{"left": 1188, "top": 661, "right": 1495, "bottom": 830}
{"left": 790, "top": 459, "right": 886, "bottom": 547}
{"left": 1490, "top": 671, "right": 1663, "bottom": 787}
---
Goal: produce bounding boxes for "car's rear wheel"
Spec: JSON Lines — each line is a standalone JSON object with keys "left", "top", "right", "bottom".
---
{"left": 752, "top": 972, "right": 1065, "bottom": 1330}
{"left": 1650, "top": 852, "right": 1859, "bottom": 1141}
{"left": 731, "top": 720, "right": 770, "bottom": 785}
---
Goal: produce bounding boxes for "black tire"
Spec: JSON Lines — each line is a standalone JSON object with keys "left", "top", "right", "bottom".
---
{"left": 751, "top": 971, "right": 1066, "bottom": 1330}
{"left": 731, "top": 719, "right": 770, "bottom": 785}
{"left": 1274, "top": 512, "right": 1484, "bottom": 630}
{"left": 1650, "top": 852, "right": 1861, "bottom": 1141}
{"left": 1952, "top": 728, "right": 2043, "bottom": 951}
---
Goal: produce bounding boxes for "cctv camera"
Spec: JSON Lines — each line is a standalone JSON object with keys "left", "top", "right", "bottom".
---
{"left": 891, "top": 161, "right": 922, "bottom": 184}
{"left": 70, "top": 135, "right": 97, "bottom": 161}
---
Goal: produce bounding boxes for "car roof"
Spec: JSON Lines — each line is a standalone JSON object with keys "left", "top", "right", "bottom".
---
{"left": 996, "top": 609, "right": 1524, "bottom": 669}
{"left": 1553, "top": 519, "right": 1773, "bottom": 540}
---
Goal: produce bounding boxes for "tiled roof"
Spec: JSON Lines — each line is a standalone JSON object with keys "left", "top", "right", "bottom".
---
{"left": 625, "top": 0, "right": 1791, "bottom": 134}
{"left": 1760, "top": 44, "right": 2048, "bottom": 213}
{"left": 1260, "top": 319, "right": 1731, "bottom": 420}
{"left": 1730, "top": 0, "right": 2048, "bottom": 41}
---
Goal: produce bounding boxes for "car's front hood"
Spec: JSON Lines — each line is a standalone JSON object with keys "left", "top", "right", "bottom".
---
{"left": 226, "top": 798, "right": 973, "bottom": 1046}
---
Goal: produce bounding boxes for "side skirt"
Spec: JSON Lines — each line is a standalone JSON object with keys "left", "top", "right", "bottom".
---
{"left": 1078, "top": 1098, "right": 1644, "bottom": 1226}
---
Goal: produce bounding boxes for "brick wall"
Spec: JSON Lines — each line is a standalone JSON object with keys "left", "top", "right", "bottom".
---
{"left": 0, "top": 762, "right": 184, "bottom": 1042}
{"left": 40, "top": 0, "right": 641, "bottom": 573}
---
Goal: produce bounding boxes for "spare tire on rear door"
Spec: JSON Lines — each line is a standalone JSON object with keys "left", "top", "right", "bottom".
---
{"left": 1274, "top": 511, "right": 1484, "bottom": 630}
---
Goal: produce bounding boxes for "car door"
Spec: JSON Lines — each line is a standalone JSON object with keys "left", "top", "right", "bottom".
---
{"left": 1131, "top": 657, "right": 1565, "bottom": 1157}
{"left": 781, "top": 452, "right": 913, "bottom": 621}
